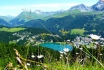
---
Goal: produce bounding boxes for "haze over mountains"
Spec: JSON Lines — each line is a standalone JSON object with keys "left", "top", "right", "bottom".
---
{"left": 0, "top": 0, "right": 104, "bottom": 36}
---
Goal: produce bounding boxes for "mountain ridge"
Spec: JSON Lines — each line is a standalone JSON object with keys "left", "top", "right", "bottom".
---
{"left": 0, "top": 0, "right": 104, "bottom": 24}
{"left": 70, "top": 4, "right": 91, "bottom": 12}
{"left": 91, "top": 0, "right": 104, "bottom": 11}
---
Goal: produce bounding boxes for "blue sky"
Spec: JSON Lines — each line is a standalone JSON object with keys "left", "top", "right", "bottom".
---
{"left": 0, "top": 0, "right": 99, "bottom": 16}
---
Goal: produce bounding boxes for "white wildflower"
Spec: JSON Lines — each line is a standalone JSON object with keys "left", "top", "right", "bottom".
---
{"left": 31, "top": 54, "right": 35, "bottom": 58}
{"left": 76, "top": 52, "right": 79, "bottom": 54}
{"left": 60, "top": 54, "right": 63, "bottom": 57}
{"left": 64, "top": 52, "right": 67, "bottom": 55}
{"left": 37, "top": 55, "right": 44, "bottom": 58}
{"left": 99, "top": 53, "right": 102, "bottom": 56}
{"left": 27, "top": 63, "right": 30, "bottom": 66}
{"left": 79, "top": 48, "right": 83, "bottom": 50}
{"left": 59, "top": 51, "right": 64, "bottom": 54}
{"left": 60, "top": 57, "right": 62, "bottom": 59}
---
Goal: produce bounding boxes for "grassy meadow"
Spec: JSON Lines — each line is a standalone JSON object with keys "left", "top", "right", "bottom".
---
{"left": 70, "top": 28, "right": 86, "bottom": 35}
{"left": 0, "top": 27, "right": 25, "bottom": 32}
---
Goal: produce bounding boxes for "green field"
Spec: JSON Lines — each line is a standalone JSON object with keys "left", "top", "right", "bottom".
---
{"left": 70, "top": 28, "right": 86, "bottom": 35}
{"left": 0, "top": 27, "right": 25, "bottom": 32}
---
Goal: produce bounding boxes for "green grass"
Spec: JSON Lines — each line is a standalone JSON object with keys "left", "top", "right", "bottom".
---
{"left": 1, "top": 42, "right": 104, "bottom": 70}
{"left": 27, "top": 60, "right": 104, "bottom": 70}
{"left": 2, "top": 60, "right": 104, "bottom": 70}
{"left": 0, "top": 27, "right": 25, "bottom": 32}
{"left": 70, "top": 28, "right": 86, "bottom": 35}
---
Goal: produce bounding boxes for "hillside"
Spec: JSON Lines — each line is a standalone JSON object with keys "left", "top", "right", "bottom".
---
{"left": 21, "top": 11, "right": 104, "bottom": 37}
{"left": 0, "top": 27, "right": 63, "bottom": 45}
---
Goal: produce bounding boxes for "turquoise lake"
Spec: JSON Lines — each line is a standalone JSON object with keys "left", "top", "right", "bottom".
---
{"left": 40, "top": 43, "right": 73, "bottom": 52}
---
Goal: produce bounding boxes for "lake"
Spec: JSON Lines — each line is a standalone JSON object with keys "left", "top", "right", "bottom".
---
{"left": 40, "top": 43, "right": 73, "bottom": 52}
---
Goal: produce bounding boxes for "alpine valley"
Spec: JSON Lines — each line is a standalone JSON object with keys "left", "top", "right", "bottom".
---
{"left": 0, "top": 0, "right": 104, "bottom": 40}
{"left": 1, "top": 0, "right": 104, "bottom": 70}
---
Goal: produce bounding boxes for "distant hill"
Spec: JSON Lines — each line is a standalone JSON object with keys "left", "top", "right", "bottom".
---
{"left": 0, "top": 18, "right": 11, "bottom": 26}
{"left": 0, "top": 15, "right": 14, "bottom": 22}
{"left": 9, "top": 10, "right": 65, "bottom": 26}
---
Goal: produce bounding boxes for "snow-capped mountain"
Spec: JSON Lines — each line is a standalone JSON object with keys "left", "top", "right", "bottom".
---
{"left": 34, "top": 10, "right": 43, "bottom": 14}
{"left": 91, "top": 0, "right": 104, "bottom": 11}
{"left": 70, "top": 4, "right": 91, "bottom": 12}
{"left": 34, "top": 10, "right": 65, "bottom": 15}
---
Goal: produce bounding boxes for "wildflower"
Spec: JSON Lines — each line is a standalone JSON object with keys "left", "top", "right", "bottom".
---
{"left": 99, "top": 53, "right": 102, "bottom": 56}
{"left": 60, "top": 54, "right": 63, "bottom": 57}
{"left": 76, "top": 52, "right": 79, "bottom": 54}
{"left": 26, "top": 63, "right": 30, "bottom": 66}
{"left": 89, "top": 34, "right": 100, "bottom": 40}
{"left": 31, "top": 53, "right": 35, "bottom": 58}
{"left": 63, "top": 48, "right": 69, "bottom": 52}
{"left": 79, "top": 48, "right": 83, "bottom": 50}
{"left": 37, "top": 55, "right": 44, "bottom": 59}
{"left": 64, "top": 52, "right": 67, "bottom": 55}
{"left": 59, "top": 51, "right": 64, "bottom": 54}
{"left": 60, "top": 57, "right": 62, "bottom": 59}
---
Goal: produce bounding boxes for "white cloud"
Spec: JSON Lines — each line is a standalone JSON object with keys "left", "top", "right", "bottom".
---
{"left": 0, "top": 3, "right": 92, "bottom": 16}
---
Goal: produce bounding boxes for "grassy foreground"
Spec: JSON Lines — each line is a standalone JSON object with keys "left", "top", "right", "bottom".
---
{"left": 0, "top": 42, "right": 104, "bottom": 70}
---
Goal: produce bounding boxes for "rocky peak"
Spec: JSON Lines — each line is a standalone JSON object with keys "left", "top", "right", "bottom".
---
{"left": 70, "top": 4, "right": 90, "bottom": 12}
{"left": 91, "top": 0, "right": 104, "bottom": 11}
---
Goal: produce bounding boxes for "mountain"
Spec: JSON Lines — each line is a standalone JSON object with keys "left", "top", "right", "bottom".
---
{"left": 8, "top": 0, "right": 104, "bottom": 27}
{"left": 91, "top": 0, "right": 104, "bottom": 11}
{"left": 70, "top": 4, "right": 91, "bottom": 12}
{"left": 9, "top": 11, "right": 50, "bottom": 26}
{"left": 0, "top": 16, "right": 14, "bottom": 22}
{"left": 0, "top": 18, "right": 11, "bottom": 26}
{"left": 70, "top": 0, "right": 104, "bottom": 12}
{"left": 34, "top": 10, "right": 65, "bottom": 15}
{"left": 9, "top": 10, "right": 65, "bottom": 26}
